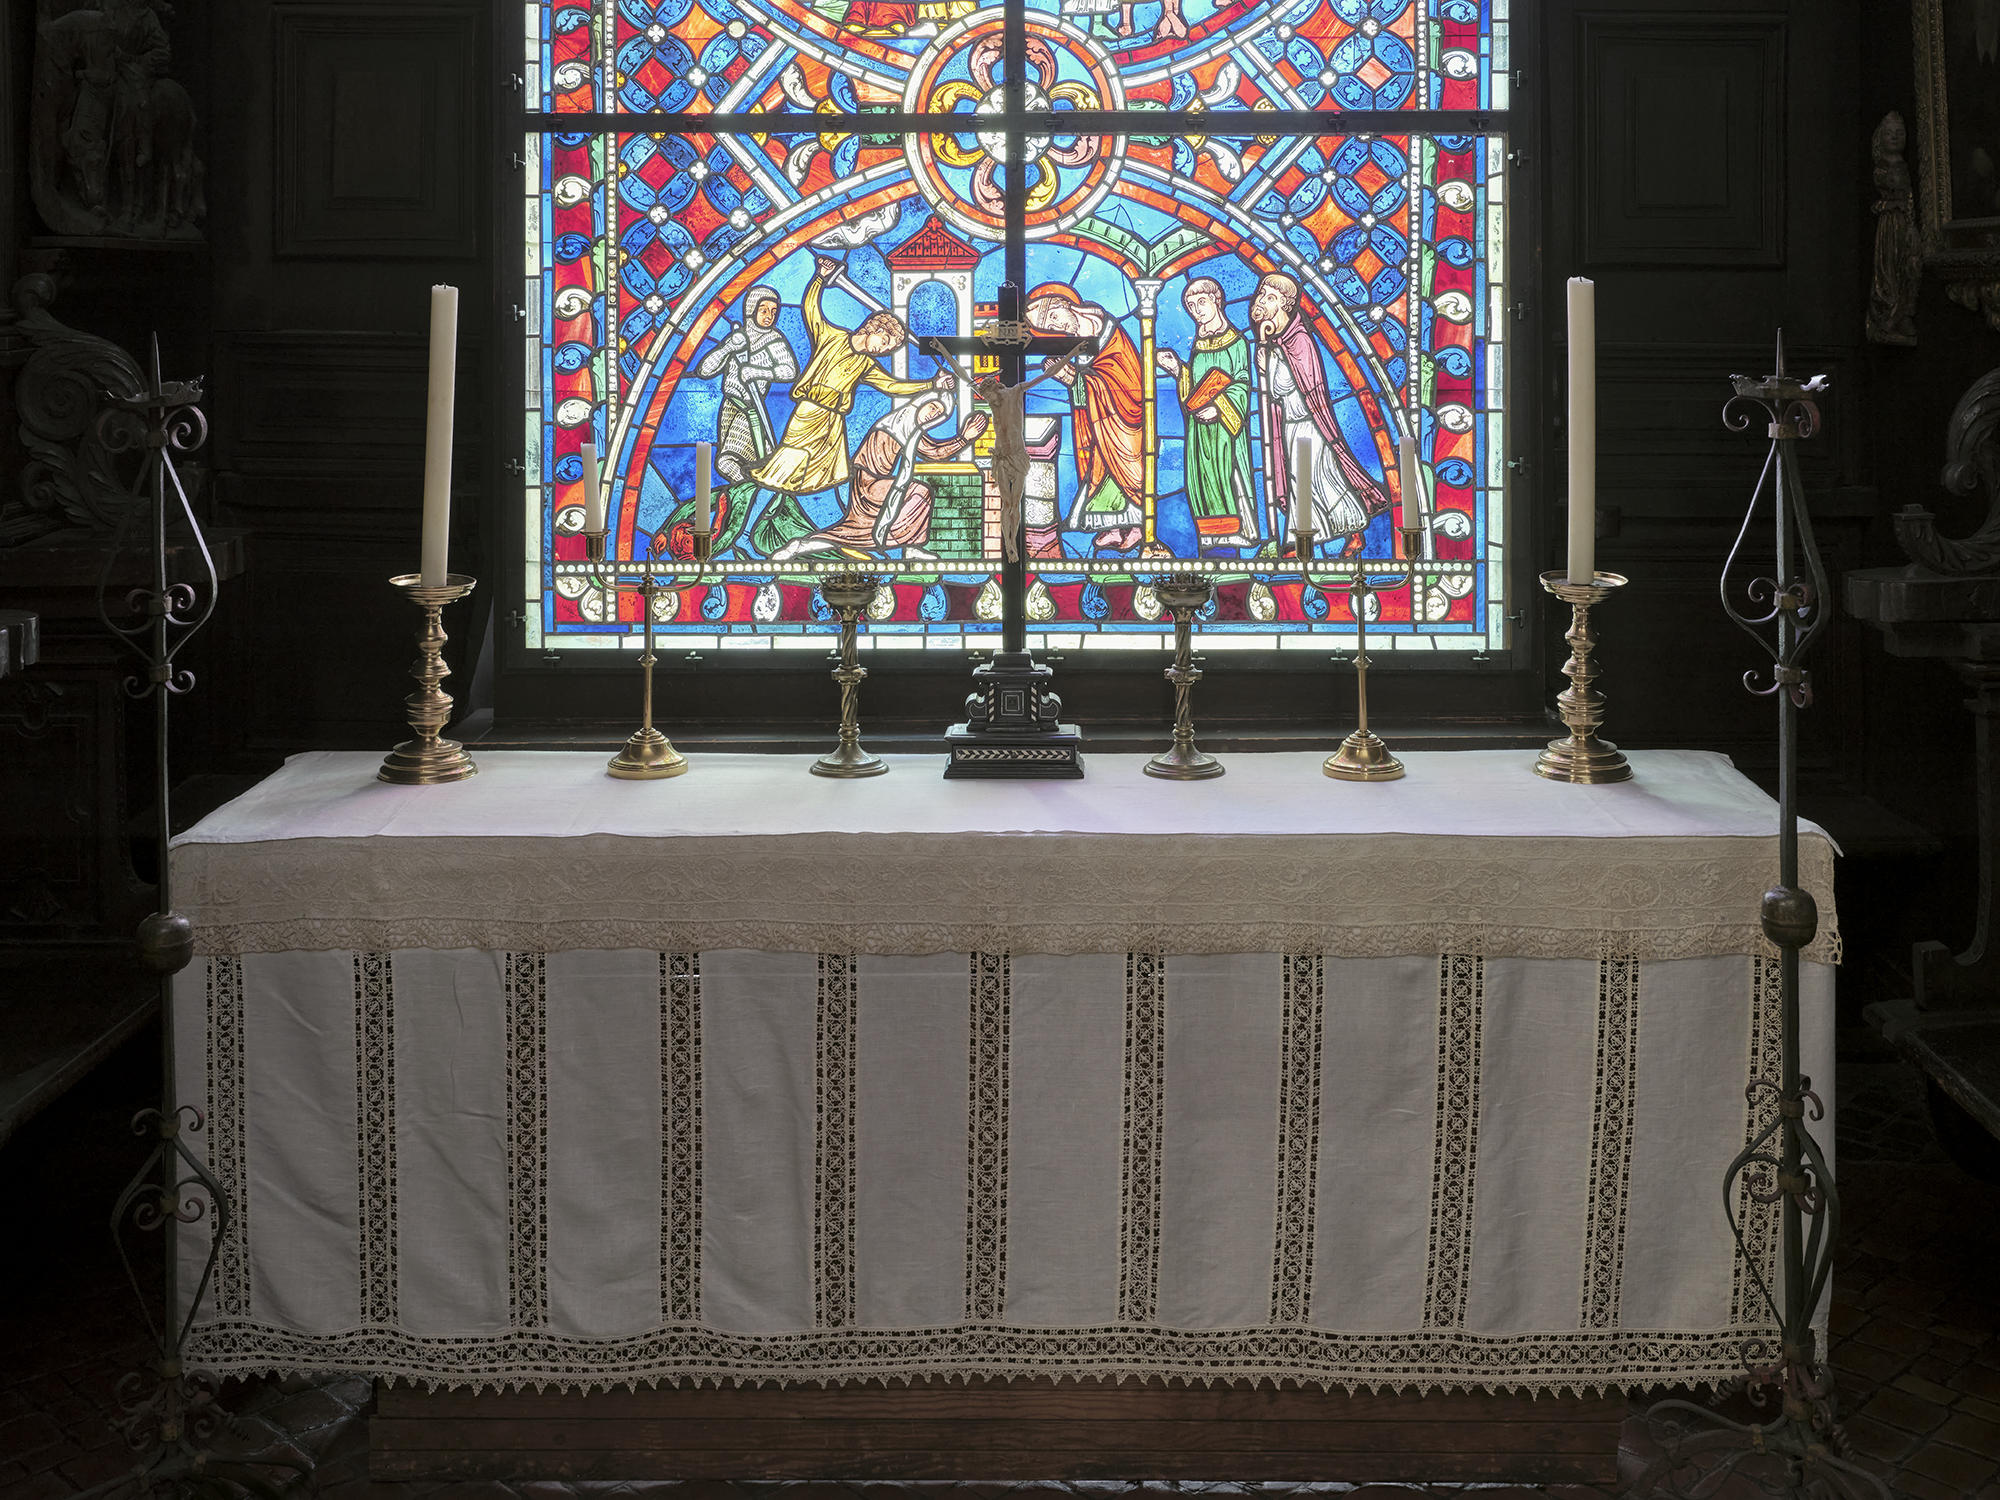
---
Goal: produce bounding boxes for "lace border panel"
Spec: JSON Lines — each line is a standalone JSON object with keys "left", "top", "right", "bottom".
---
{"left": 181, "top": 1320, "right": 1784, "bottom": 1398}
{"left": 175, "top": 833, "right": 1841, "bottom": 964}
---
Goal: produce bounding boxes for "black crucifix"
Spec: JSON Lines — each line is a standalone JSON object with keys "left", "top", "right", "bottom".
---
{"left": 927, "top": 0, "right": 1096, "bottom": 778}
{"left": 927, "top": 294, "right": 1097, "bottom": 778}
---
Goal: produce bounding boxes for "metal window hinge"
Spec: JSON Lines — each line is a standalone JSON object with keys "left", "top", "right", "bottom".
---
{"left": 1505, "top": 148, "right": 1529, "bottom": 168}
{"left": 511, "top": 152, "right": 530, "bottom": 170}
{"left": 1506, "top": 456, "right": 1530, "bottom": 476}
{"left": 683, "top": 651, "right": 705, "bottom": 664}
{"left": 509, "top": 305, "right": 528, "bottom": 322}
{"left": 1509, "top": 68, "right": 1524, "bottom": 92}
{"left": 1508, "top": 301, "right": 1529, "bottom": 322}
{"left": 508, "top": 73, "right": 525, "bottom": 92}
{"left": 505, "top": 458, "right": 526, "bottom": 476}
{"left": 504, "top": 608, "right": 526, "bottom": 628}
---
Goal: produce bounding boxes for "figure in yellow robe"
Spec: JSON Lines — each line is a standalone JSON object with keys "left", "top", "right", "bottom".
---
{"left": 749, "top": 257, "right": 945, "bottom": 557}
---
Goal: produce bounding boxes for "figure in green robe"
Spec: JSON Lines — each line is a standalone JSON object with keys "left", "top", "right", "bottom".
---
{"left": 1155, "top": 275, "right": 1257, "bottom": 550}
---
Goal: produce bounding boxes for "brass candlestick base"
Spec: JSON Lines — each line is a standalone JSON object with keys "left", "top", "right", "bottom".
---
{"left": 1294, "top": 526, "right": 1413, "bottom": 783}
{"left": 1146, "top": 574, "right": 1223, "bottom": 780}
{"left": 590, "top": 525, "right": 706, "bottom": 780}
{"left": 1535, "top": 569, "right": 1633, "bottom": 784}
{"left": 608, "top": 725, "right": 688, "bottom": 780}
{"left": 813, "top": 572, "right": 887, "bottom": 779}
{"left": 1325, "top": 728, "right": 1405, "bottom": 782}
{"left": 379, "top": 573, "right": 478, "bottom": 785}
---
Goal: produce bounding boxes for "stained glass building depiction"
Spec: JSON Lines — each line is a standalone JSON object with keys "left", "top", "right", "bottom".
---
{"left": 525, "top": 0, "right": 1509, "bottom": 652}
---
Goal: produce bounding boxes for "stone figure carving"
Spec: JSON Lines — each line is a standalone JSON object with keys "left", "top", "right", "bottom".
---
{"left": 30, "top": 0, "right": 205, "bottom": 239}
{"left": 1894, "top": 365, "right": 2000, "bottom": 575}
{"left": 0, "top": 275, "right": 149, "bottom": 546}
{"left": 1867, "top": 112, "right": 1921, "bottom": 347}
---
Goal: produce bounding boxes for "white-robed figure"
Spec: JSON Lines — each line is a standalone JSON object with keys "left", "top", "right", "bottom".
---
{"left": 1250, "top": 271, "right": 1389, "bottom": 557}
{"left": 694, "top": 286, "right": 799, "bottom": 483}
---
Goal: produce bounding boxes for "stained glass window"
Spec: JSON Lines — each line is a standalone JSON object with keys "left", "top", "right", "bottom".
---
{"left": 525, "top": 0, "right": 1509, "bottom": 654}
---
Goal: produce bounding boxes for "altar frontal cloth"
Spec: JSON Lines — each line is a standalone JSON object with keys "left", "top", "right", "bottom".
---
{"left": 169, "top": 750, "right": 1835, "bottom": 1393}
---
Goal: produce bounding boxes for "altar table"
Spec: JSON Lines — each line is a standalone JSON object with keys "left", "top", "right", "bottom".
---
{"left": 168, "top": 749, "right": 1836, "bottom": 1397}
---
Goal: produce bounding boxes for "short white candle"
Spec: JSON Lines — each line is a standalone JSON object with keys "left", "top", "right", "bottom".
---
{"left": 1399, "top": 413, "right": 1424, "bottom": 526}
{"left": 696, "top": 442, "right": 712, "bottom": 535}
{"left": 420, "top": 284, "right": 458, "bottom": 587}
{"left": 580, "top": 441, "right": 605, "bottom": 536}
{"left": 1566, "top": 277, "right": 1596, "bottom": 584}
{"left": 1291, "top": 434, "right": 1313, "bottom": 537}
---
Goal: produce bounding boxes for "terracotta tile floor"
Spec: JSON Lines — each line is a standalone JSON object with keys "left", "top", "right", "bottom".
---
{"left": 3, "top": 1033, "right": 1996, "bottom": 1500}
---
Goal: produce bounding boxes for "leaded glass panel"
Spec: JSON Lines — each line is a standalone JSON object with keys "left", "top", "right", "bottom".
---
{"left": 525, "top": 1, "right": 1508, "bottom": 654}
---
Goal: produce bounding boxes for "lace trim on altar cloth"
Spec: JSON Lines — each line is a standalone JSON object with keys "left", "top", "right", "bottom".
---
{"left": 177, "top": 835, "right": 1842, "bottom": 965}
{"left": 187, "top": 918, "right": 1842, "bottom": 965}
{"left": 180, "top": 1320, "right": 1786, "bottom": 1397}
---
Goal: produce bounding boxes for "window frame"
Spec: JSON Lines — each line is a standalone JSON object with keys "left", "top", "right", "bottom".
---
{"left": 483, "top": 1, "right": 1550, "bottom": 737}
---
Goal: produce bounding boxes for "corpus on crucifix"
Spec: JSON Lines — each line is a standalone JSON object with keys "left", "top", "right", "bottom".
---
{"left": 923, "top": 337, "right": 1073, "bottom": 566}
{"left": 926, "top": 283, "right": 1097, "bottom": 778}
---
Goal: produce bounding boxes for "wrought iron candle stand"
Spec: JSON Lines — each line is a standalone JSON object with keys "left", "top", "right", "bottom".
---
{"left": 1534, "top": 570, "right": 1633, "bottom": 783}
{"left": 812, "top": 571, "right": 888, "bottom": 778}
{"left": 1632, "top": 337, "right": 1885, "bottom": 1500}
{"left": 1293, "top": 523, "right": 1425, "bottom": 781}
{"left": 1145, "top": 573, "right": 1223, "bottom": 780}
{"left": 87, "top": 343, "right": 309, "bottom": 1497}
{"left": 379, "top": 572, "right": 479, "bottom": 784}
{"left": 584, "top": 526, "right": 712, "bottom": 779}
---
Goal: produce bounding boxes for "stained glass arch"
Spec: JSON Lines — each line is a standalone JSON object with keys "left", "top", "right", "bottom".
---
{"left": 525, "top": 0, "right": 1510, "bottom": 655}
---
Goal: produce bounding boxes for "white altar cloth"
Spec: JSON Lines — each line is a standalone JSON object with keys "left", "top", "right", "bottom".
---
{"left": 168, "top": 750, "right": 1835, "bottom": 1393}
{"left": 174, "top": 749, "right": 1838, "bottom": 963}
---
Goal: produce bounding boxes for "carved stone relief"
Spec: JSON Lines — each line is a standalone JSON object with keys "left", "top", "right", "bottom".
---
{"left": 1895, "top": 365, "right": 2000, "bottom": 574}
{"left": 0, "top": 274, "right": 146, "bottom": 546}
{"left": 29, "top": 0, "right": 205, "bottom": 239}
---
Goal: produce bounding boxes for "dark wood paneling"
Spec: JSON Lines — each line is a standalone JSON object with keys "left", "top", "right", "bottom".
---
{"left": 0, "top": 677, "right": 114, "bottom": 930}
{"left": 1579, "top": 14, "right": 1786, "bottom": 268}
{"left": 274, "top": 5, "right": 478, "bottom": 259}
{"left": 1590, "top": 340, "right": 1860, "bottom": 517}
{"left": 238, "top": 536, "right": 442, "bottom": 750}
{"left": 210, "top": 332, "right": 485, "bottom": 535}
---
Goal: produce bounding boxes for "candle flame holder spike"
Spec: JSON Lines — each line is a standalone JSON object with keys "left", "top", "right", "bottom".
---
{"left": 1296, "top": 526, "right": 1430, "bottom": 782}
{"left": 379, "top": 573, "right": 479, "bottom": 784}
{"left": 587, "top": 525, "right": 711, "bottom": 780}
{"left": 1534, "top": 569, "right": 1633, "bottom": 784}
{"left": 1145, "top": 573, "right": 1223, "bottom": 780}
{"left": 812, "top": 572, "right": 888, "bottom": 778}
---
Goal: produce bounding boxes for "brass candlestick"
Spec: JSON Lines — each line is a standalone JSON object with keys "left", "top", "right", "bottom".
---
{"left": 1295, "top": 525, "right": 1425, "bottom": 782}
{"left": 1146, "top": 573, "right": 1223, "bottom": 780}
{"left": 813, "top": 571, "right": 887, "bottom": 778}
{"left": 379, "top": 573, "right": 478, "bottom": 785}
{"left": 1534, "top": 569, "right": 1633, "bottom": 784}
{"left": 587, "top": 526, "right": 711, "bottom": 780}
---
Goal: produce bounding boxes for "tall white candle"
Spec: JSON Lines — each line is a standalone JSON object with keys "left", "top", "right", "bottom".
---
{"left": 1291, "top": 434, "right": 1313, "bottom": 539}
{"left": 1566, "top": 276, "right": 1596, "bottom": 584}
{"left": 1399, "top": 412, "right": 1424, "bottom": 525}
{"left": 580, "top": 441, "right": 605, "bottom": 536}
{"left": 696, "top": 442, "right": 712, "bottom": 535}
{"left": 420, "top": 284, "right": 458, "bottom": 587}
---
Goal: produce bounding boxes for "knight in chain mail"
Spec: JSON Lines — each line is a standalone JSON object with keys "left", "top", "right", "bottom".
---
{"left": 694, "top": 287, "right": 799, "bottom": 483}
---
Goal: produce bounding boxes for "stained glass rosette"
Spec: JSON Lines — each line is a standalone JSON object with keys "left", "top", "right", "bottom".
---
{"left": 525, "top": 0, "right": 1506, "bottom": 654}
